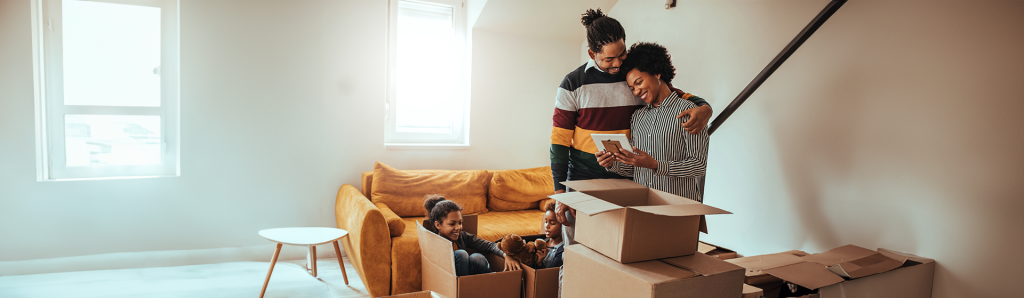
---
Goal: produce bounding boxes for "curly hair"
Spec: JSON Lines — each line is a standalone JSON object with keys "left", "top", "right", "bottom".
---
{"left": 581, "top": 8, "right": 625, "bottom": 53}
{"left": 620, "top": 42, "right": 676, "bottom": 84}
{"left": 423, "top": 194, "right": 462, "bottom": 231}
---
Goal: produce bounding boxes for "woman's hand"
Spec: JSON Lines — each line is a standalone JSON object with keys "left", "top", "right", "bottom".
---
{"left": 503, "top": 254, "right": 521, "bottom": 271}
{"left": 614, "top": 148, "right": 659, "bottom": 170}
{"left": 595, "top": 150, "right": 616, "bottom": 167}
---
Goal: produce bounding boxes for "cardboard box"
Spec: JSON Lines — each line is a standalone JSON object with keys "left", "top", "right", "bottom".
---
{"left": 551, "top": 179, "right": 731, "bottom": 263}
{"left": 378, "top": 290, "right": 450, "bottom": 298}
{"left": 816, "top": 248, "right": 935, "bottom": 298}
{"left": 507, "top": 234, "right": 560, "bottom": 298}
{"left": 417, "top": 215, "right": 522, "bottom": 298}
{"left": 562, "top": 244, "right": 744, "bottom": 298}
{"left": 727, "top": 250, "right": 809, "bottom": 298}
{"left": 742, "top": 284, "right": 764, "bottom": 298}
{"left": 727, "top": 246, "right": 934, "bottom": 298}
{"left": 698, "top": 241, "right": 739, "bottom": 260}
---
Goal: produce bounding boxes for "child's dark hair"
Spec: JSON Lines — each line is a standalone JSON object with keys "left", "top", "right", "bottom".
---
{"left": 621, "top": 42, "right": 676, "bottom": 84}
{"left": 544, "top": 201, "right": 556, "bottom": 213}
{"left": 424, "top": 194, "right": 462, "bottom": 227}
{"left": 581, "top": 8, "right": 625, "bottom": 53}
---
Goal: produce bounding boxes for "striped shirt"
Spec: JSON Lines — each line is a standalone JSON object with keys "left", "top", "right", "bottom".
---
{"left": 550, "top": 60, "right": 708, "bottom": 191}
{"left": 607, "top": 91, "right": 710, "bottom": 202}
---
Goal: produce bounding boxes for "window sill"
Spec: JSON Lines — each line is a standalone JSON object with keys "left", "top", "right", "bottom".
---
{"left": 384, "top": 143, "right": 470, "bottom": 150}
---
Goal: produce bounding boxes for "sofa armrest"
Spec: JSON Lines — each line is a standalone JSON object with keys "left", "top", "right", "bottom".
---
{"left": 374, "top": 202, "right": 407, "bottom": 237}
{"left": 335, "top": 184, "right": 392, "bottom": 297}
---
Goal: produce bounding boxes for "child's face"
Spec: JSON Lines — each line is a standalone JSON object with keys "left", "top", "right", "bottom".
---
{"left": 543, "top": 210, "right": 562, "bottom": 241}
{"left": 433, "top": 211, "right": 463, "bottom": 241}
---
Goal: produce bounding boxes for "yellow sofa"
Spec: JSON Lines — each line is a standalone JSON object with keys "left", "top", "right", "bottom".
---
{"left": 335, "top": 162, "right": 555, "bottom": 296}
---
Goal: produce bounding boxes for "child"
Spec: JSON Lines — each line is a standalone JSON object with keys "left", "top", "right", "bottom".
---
{"left": 423, "top": 195, "right": 522, "bottom": 276}
{"left": 537, "top": 203, "right": 564, "bottom": 269}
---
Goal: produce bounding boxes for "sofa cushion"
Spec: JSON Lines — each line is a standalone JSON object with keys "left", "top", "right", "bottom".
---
{"left": 487, "top": 166, "right": 555, "bottom": 212}
{"left": 375, "top": 202, "right": 406, "bottom": 237}
{"left": 371, "top": 162, "right": 490, "bottom": 217}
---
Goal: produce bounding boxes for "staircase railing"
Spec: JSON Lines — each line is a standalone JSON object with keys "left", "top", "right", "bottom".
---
{"left": 700, "top": 0, "right": 847, "bottom": 194}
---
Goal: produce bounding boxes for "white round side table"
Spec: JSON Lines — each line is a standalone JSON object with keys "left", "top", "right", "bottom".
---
{"left": 258, "top": 227, "right": 350, "bottom": 298}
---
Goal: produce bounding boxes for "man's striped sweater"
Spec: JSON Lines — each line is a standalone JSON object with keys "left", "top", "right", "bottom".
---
{"left": 550, "top": 60, "right": 708, "bottom": 191}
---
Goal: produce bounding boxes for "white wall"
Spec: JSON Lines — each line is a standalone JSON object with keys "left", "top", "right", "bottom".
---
{"left": 0, "top": 0, "right": 580, "bottom": 267}
{"left": 606, "top": 0, "right": 1023, "bottom": 297}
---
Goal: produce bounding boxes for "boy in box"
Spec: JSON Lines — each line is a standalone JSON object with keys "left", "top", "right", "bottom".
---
{"left": 423, "top": 195, "right": 522, "bottom": 276}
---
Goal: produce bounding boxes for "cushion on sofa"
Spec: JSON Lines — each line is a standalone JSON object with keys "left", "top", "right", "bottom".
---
{"left": 375, "top": 202, "right": 406, "bottom": 237}
{"left": 370, "top": 162, "right": 490, "bottom": 217}
{"left": 487, "top": 166, "right": 555, "bottom": 211}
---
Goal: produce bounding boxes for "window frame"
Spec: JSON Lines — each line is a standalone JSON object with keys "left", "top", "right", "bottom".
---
{"left": 384, "top": 0, "right": 471, "bottom": 148}
{"left": 33, "top": 0, "right": 180, "bottom": 180}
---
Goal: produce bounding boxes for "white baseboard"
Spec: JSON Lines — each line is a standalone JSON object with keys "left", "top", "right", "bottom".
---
{"left": 0, "top": 243, "right": 346, "bottom": 276}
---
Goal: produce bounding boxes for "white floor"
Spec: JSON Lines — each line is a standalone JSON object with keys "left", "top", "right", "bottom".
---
{"left": 0, "top": 257, "right": 371, "bottom": 298}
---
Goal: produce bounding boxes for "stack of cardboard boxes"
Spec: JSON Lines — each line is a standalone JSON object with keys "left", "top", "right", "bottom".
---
{"left": 551, "top": 179, "right": 744, "bottom": 298}
{"left": 412, "top": 178, "right": 935, "bottom": 298}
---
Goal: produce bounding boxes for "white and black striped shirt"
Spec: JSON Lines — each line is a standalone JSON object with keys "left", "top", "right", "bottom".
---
{"left": 607, "top": 91, "right": 710, "bottom": 202}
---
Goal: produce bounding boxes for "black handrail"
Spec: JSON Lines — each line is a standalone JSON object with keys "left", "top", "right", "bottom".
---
{"left": 707, "top": 0, "right": 847, "bottom": 136}
{"left": 699, "top": 0, "right": 846, "bottom": 197}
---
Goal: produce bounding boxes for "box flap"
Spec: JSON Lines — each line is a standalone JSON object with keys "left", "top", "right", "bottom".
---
{"left": 417, "top": 221, "right": 456, "bottom": 276}
{"left": 742, "top": 284, "right": 763, "bottom": 298}
{"left": 462, "top": 214, "right": 478, "bottom": 235}
{"left": 560, "top": 179, "right": 647, "bottom": 192}
{"left": 726, "top": 252, "right": 805, "bottom": 272}
{"left": 803, "top": 244, "right": 876, "bottom": 266}
{"left": 660, "top": 252, "right": 744, "bottom": 276}
{"left": 826, "top": 251, "right": 906, "bottom": 279}
{"left": 761, "top": 261, "right": 845, "bottom": 290}
{"left": 697, "top": 242, "right": 716, "bottom": 254}
{"left": 630, "top": 203, "right": 731, "bottom": 217}
{"left": 878, "top": 248, "right": 930, "bottom": 264}
{"left": 548, "top": 192, "right": 621, "bottom": 215}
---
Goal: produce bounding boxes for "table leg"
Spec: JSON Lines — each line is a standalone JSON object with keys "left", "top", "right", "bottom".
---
{"left": 332, "top": 240, "right": 349, "bottom": 285}
{"left": 260, "top": 243, "right": 283, "bottom": 298}
{"left": 309, "top": 245, "right": 318, "bottom": 277}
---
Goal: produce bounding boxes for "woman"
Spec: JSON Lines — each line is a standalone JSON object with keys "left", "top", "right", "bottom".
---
{"left": 595, "top": 42, "right": 710, "bottom": 202}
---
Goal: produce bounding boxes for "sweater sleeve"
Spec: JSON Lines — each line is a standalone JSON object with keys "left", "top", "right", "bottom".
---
{"left": 462, "top": 232, "right": 504, "bottom": 257}
{"left": 551, "top": 75, "right": 579, "bottom": 192}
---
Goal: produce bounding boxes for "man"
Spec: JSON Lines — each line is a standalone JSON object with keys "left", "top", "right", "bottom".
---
{"left": 550, "top": 8, "right": 713, "bottom": 242}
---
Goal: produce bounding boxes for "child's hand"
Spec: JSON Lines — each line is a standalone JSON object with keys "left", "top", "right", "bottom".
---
{"left": 536, "top": 248, "right": 550, "bottom": 260}
{"left": 503, "top": 254, "right": 521, "bottom": 271}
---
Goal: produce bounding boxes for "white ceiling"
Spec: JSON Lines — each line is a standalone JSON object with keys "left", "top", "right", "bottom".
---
{"left": 472, "top": 0, "right": 620, "bottom": 43}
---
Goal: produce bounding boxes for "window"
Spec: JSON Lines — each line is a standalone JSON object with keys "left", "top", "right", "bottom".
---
{"left": 33, "top": 0, "right": 179, "bottom": 180}
{"left": 385, "top": 0, "right": 469, "bottom": 146}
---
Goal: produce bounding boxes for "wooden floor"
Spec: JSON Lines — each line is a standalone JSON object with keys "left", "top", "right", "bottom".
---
{"left": 0, "top": 257, "right": 371, "bottom": 298}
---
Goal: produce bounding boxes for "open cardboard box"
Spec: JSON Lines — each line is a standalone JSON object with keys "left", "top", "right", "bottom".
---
{"left": 562, "top": 244, "right": 744, "bottom": 298}
{"left": 417, "top": 215, "right": 522, "bottom": 298}
{"left": 497, "top": 234, "right": 560, "bottom": 298}
{"left": 551, "top": 179, "right": 731, "bottom": 263}
{"left": 727, "top": 245, "right": 934, "bottom": 298}
{"left": 726, "top": 250, "right": 808, "bottom": 298}
{"left": 698, "top": 241, "right": 739, "bottom": 260}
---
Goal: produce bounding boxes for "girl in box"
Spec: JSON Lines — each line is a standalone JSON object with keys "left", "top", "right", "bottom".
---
{"left": 536, "top": 203, "right": 564, "bottom": 269}
{"left": 423, "top": 195, "right": 522, "bottom": 276}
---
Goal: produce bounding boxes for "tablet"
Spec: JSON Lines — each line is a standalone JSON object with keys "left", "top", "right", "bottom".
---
{"left": 591, "top": 134, "right": 633, "bottom": 154}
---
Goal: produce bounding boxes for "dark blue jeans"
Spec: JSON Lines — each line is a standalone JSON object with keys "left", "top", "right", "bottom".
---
{"left": 453, "top": 250, "right": 490, "bottom": 276}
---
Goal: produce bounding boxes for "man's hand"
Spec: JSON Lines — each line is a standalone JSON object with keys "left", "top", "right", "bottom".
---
{"left": 677, "top": 105, "right": 712, "bottom": 135}
{"left": 595, "top": 150, "right": 616, "bottom": 167}
{"left": 503, "top": 254, "right": 521, "bottom": 271}
{"left": 555, "top": 200, "right": 574, "bottom": 227}
{"left": 614, "top": 148, "right": 659, "bottom": 170}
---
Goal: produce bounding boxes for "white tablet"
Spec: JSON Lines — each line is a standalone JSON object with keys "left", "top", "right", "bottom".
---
{"left": 591, "top": 133, "right": 633, "bottom": 154}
